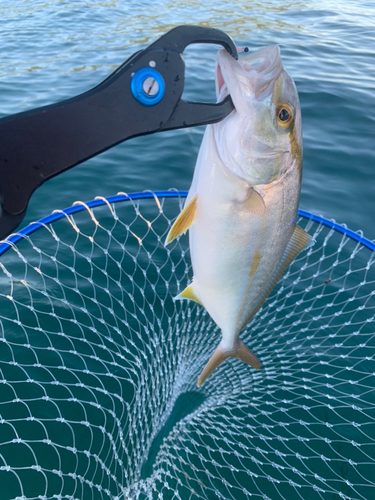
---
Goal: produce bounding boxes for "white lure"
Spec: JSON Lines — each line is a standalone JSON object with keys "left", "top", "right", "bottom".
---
{"left": 167, "top": 45, "right": 312, "bottom": 386}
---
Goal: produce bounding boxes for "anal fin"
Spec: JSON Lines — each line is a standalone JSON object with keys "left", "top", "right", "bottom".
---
{"left": 175, "top": 283, "right": 203, "bottom": 307}
{"left": 165, "top": 194, "right": 198, "bottom": 245}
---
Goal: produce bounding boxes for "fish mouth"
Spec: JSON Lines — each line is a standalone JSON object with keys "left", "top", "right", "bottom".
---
{"left": 216, "top": 45, "right": 283, "bottom": 106}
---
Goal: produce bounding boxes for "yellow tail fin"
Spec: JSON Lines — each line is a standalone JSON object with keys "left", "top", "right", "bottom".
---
{"left": 197, "top": 340, "right": 260, "bottom": 387}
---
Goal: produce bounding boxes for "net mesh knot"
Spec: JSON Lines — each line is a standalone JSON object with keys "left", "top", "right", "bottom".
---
{"left": 0, "top": 191, "right": 374, "bottom": 500}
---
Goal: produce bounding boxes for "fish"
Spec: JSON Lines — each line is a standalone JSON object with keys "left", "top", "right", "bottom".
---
{"left": 166, "top": 45, "right": 312, "bottom": 387}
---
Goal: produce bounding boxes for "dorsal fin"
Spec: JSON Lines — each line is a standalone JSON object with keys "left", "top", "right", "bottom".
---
{"left": 239, "top": 224, "right": 313, "bottom": 331}
{"left": 165, "top": 194, "right": 198, "bottom": 245}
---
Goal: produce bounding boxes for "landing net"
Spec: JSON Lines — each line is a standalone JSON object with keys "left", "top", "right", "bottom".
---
{"left": 0, "top": 190, "right": 374, "bottom": 500}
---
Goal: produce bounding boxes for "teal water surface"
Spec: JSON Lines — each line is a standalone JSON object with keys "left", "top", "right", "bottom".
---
{"left": 0, "top": 0, "right": 374, "bottom": 238}
{"left": 0, "top": 2, "right": 375, "bottom": 500}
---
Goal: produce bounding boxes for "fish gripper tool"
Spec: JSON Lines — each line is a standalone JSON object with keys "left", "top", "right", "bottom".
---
{"left": 0, "top": 25, "right": 238, "bottom": 239}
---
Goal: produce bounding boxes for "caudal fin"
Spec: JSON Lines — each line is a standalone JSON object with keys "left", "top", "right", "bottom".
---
{"left": 197, "top": 340, "right": 260, "bottom": 387}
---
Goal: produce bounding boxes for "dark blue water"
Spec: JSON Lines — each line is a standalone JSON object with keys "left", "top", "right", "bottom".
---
{"left": 0, "top": 0, "right": 374, "bottom": 239}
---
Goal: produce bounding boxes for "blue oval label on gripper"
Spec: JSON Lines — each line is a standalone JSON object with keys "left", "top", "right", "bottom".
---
{"left": 130, "top": 67, "right": 165, "bottom": 106}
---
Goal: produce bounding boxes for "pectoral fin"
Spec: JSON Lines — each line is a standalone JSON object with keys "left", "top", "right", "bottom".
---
{"left": 165, "top": 194, "right": 198, "bottom": 245}
{"left": 197, "top": 339, "right": 260, "bottom": 387}
{"left": 245, "top": 189, "right": 266, "bottom": 216}
{"left": 175, "top": 283, "right": 203, "bottom": 306}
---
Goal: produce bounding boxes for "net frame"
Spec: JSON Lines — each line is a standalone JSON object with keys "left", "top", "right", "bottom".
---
{"left": 0, "top": 190, "right": 374, "bottom": 500}
{"left": 1, "top": 191, "right": 375, "bottom": 257}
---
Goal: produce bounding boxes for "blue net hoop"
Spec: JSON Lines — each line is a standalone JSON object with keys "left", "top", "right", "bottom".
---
{"left": 1, "top": 191, "right": 374, "bottom": 256}
{"left": 0, "top": 190, "right": 374, "bottom": 500}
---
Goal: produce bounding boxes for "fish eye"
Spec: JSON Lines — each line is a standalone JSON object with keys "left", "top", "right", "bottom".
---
{"left": 278, "top": 108, "right": 289, "bottom": 121}
{"left": 276, "top": 102, "right": 294, "bottom": 128}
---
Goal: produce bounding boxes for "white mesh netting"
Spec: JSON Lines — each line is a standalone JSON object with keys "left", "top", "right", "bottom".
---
{"left": 0, "top": 191, "right": 374, "bottom": 500}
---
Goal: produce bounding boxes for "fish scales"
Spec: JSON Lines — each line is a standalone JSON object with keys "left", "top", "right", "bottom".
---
{"left": 166, "top": 45, "right": 311, "bottom": 386}
{"left": 191, "top": 128, "right": 301, "bottom": 339}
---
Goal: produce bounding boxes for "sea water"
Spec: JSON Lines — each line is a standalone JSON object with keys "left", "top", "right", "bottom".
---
{"left": 0, "top": 1, "right": 374, "bottom": 499}
{"left": 0, "top": 0, "right": 374, "bottom": 239}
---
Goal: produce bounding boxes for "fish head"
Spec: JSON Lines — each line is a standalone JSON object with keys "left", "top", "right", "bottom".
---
{"left": 214, "top": 45, "right": 302, "bottom": 185}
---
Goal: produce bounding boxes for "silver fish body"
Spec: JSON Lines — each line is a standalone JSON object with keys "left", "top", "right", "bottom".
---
{"left": 167, "top": 45, "right": 311, "bottom": 386}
